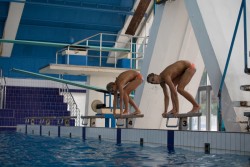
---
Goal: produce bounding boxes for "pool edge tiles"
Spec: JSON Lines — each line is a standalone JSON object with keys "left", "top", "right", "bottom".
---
{"left": 85, "top": 127, "right": 116, "bottom": 140}
{"left": 16, "top": 125, "right": 250, "bottom": 155}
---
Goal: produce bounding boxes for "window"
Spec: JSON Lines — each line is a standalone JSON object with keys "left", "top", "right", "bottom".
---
{"left": 189, "top": 70, "right": 218, "bottom": 131}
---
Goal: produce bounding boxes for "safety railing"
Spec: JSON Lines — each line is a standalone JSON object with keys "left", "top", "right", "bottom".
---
{"left": 0, "top": 69, "right": 6, "bottom": 109}
{"left": 59, "top": 83, "right": 81, "bottom": 126}
{"left": 55, "top": 33, "right": 148, "bottom": 70}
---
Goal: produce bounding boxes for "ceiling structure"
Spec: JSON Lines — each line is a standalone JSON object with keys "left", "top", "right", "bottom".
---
{"left": 0, "top": 0, "right": 154, "bottom": 80}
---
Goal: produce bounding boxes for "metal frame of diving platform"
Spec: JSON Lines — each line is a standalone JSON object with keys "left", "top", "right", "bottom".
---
{"left": 54, "top": 33, "right": 148, "bottom": 69}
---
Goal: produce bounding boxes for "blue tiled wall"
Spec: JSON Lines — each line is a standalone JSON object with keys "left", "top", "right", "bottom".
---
{"left": 0, "top": 86, "right": 75, "bottom": 129}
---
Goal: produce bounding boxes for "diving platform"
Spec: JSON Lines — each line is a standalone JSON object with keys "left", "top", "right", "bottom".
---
{"left": 39, "top": 64, "right": 134, "bottom": 76}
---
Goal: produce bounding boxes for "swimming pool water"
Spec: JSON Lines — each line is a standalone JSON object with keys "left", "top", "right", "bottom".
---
{"left": 0, "top": 131, "right": 249, "bottom": 167}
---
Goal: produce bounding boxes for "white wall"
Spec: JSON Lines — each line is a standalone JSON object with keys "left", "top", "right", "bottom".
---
{"left": 71, "top": 92, "right": 86, "bottom": 117}
{"left": 134, "top": 0, "right": 204, "bottom": 129}
{"left": 185, "top": 0, "right": 250, "bottom": 131}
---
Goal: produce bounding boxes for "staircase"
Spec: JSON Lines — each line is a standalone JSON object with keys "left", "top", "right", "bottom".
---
{"left": 0, "top": 86, "right": 75, "bottom": 130}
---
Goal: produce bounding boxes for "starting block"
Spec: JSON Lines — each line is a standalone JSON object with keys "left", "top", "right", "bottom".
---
{"left": 81, "top": 115, "right": 105, "bottom": 127}
{"left": 81, "top": 114, "right": 144, "bottom": 128}
{"left": 163, "top": 112, "right": 202, "bottom": 130}
{"left": 114, "top": 114, "right": 144, "bottom": 128}
{"left": 57, "top": 116, "right": 77, "bottom": 126}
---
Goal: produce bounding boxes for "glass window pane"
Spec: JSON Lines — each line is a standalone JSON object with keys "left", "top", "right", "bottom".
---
{"left": 190, "top": 117, "right": 198, "bottom": 130}
{"left": 210, "top": 90, "right": 218, "bottom": 131}
{"left": 200, "top": 70, "right": 207, "bottom": 86}
{"left": 199, "top": 90, "right": 207, "bottom": 131}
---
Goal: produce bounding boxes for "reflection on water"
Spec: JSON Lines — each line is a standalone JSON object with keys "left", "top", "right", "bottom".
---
{"left": 0, "top": 131, "right": 249, "bottom": 167}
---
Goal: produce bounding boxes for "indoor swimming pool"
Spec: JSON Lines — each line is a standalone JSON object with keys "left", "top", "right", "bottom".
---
{"left": 0, "top": 131, "right": 249, "bottom": 167}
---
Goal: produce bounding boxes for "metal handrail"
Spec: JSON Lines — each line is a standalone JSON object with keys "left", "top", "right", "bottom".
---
{"left": 0, "top": 69, "right": 6, "bottom": 109}
{"left": 55, "top": 33, "right": 148, "bottom": 69}
{"left": 60, "top": 83, "right": 81, "bottom": 126}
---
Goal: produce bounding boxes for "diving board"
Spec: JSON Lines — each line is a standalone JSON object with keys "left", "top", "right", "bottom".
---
{"left": 11, "top": 68, "right": 109, "bottom": 93}
{"left": 0, "top": 39, "right": 130, "bottom": 52}
{"left": 163, "top": 112, "right": 202, "bottom": 130}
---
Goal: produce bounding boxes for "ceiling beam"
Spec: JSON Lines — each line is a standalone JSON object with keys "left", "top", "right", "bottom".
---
{"left": 125, "top": 0, "right": 151, "bottom": 35}
{"left": 0, "top": 1, "right": 25, "bottom": 57}
{"left": 20, "top": 19, "right": 122, "bottom": 32}
{"left": 3, "top": 0, "right": 135, "bottom": 16}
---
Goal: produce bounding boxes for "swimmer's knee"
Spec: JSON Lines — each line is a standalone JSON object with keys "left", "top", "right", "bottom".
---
{"left": 123, "top": 89, "right": 132, "bottom": 95}
{"left": 177, "top": 86, "right": 184, "bottom": 93}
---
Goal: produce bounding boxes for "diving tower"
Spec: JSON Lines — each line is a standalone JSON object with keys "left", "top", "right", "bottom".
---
{"left": 38, "top": 33, "right": 146, "bottom": 126}
{"left": 1, "top": 32, "right": 146, "bottom": 127}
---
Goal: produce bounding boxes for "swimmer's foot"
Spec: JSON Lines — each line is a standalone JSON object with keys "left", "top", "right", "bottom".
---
{"left": 132, "top": 110, "right": 141, "bottom": 115}
{"left": 187, "top": 105, "right": 201, "bottom": 114}
{"left": 167, "top": 110, "right": 178, "bottom": 117}
{"left": 162, "top": 111, "right": 178, "bottom": 117}
{"left": 162, "top": 112, "right": 168, "bottom": 117}
{"left": 122, "top": 111, "right": 130, "bottom": 115}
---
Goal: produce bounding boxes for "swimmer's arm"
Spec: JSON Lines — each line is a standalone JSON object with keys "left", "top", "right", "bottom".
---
{"left": 118, "top": 85, "right": 124, "bottom": 115}
{"left": 160, "top": 82, "right": 169, "bottom": 113}
{"left": 113, "top": 92, "right": 117, "bottom": 115}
